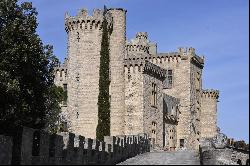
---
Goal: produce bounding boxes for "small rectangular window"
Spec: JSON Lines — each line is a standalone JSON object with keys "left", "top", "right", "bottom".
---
{"left": 151, "top": 83, "right": 157, "bottom": 107}
{"left": 63, "top": 84, "right": 67, "bottom": 92}
{"left": 62, "top": 84, "right": 67, "bottom": 105}
{"left": 163, "top": 69, "right": 173, "bottom": 89}
{"left": 180, "top": 139, "right": 185, "bottom": 148}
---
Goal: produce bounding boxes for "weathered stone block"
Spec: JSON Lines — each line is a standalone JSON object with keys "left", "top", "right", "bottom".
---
{"left": 10, "top": 127, "right": 35, "bottom": 165}
{"left": 212, "top": 133, "right": 228, "bottom": 149}
{"left": 0, "top": 135, "right": 13, "bottom": 165}
{"left": 58, "top": 132, "right": 75, "bottom": 164}
{"left": 32, "top": 130, "right": 50, "bottom": 165}
{"left": 49, "top": 134, "right": 64, "bottom": 165}
{"left": 73, "top": 135, "right": 85, "bottom": 165}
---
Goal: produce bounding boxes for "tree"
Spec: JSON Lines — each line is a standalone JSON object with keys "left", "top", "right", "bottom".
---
{"left": 96, "top": 6, "right": 112, "bottom": 141}
{"left": 0, "top": 0, "right": 63, "bottom": 133}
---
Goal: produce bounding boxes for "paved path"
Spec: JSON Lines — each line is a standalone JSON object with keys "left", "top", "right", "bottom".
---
{"left": 117, "top": 150, "right": 200, "bottom": 165}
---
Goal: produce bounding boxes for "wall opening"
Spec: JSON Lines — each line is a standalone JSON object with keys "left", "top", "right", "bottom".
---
{"left": 180, "top": 139, "right": 185, "bottom": 148}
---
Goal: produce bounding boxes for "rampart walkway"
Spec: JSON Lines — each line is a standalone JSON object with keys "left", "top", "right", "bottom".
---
{"left": 117, "top": 150, "right": 200, "bottom": 165}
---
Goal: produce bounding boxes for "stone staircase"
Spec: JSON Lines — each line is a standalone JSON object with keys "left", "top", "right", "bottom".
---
{"left": 118, "top": 150, "right": 200, "bottom": 165}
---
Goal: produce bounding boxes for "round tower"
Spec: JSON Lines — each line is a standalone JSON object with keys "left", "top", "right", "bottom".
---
{"left": 201, "top": 89, "right": 219, "bottom": 138}
{"left": 65, "top": 9, "right": 111, "bottom": 138}
{"left": 107, "top": 8, "right": 126, "bottom": 136}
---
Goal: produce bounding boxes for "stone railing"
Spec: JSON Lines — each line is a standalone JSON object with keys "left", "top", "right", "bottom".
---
{"left": 0, "top": 126, "right": 150, "bottom": 165}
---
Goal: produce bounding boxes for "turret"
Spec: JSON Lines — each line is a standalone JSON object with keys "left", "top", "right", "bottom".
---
{"left": 126, "top": 32, "right": 157, "bottom": 57}
{"left": 201, "top": 89, "right": 219, "bottom": 138}
{"left": 177, "top": 47, "right": 195, "bottom": 56}
{"left": 107, "top": 8, "right": 126, "bottom": 136}
{"left": 65, "top": 9, "right": 112, "bottom": 33}
{"left": 126, "top": 32, "right": 150, "bottom": 54}
{"left": 65, "top": 8, "right": 112, "bottom": 138}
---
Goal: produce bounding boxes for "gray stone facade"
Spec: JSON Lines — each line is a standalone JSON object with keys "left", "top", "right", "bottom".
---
{"left": 54, "top": 7, "right": 220, "bottom": 150}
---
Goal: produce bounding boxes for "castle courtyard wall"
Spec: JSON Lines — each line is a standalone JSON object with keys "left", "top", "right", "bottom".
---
{"left": 143, "top": 74, "right": 164, "bottom": 149}
{"left": 152, "top": 53, "right": 192, "bottom": 149}
{"left": 124, "top": 65, "right": 144, "bottom": 135}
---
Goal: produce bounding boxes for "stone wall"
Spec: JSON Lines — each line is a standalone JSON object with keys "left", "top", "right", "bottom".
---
{"left": 124, "top": 59, "right": 166, "bottom": 150}
{"left": 201, "top": 89, "right": 219, "bottom": 138}
{"left": 0, "top": 135, "right": 13, "bottom": 165}
{"left": 0, "top": 127, "right": 150, "bottom": 165}
{"left": 124, "top": 65, "right": 144, "bottom": 135}
{"left": 199, "top": 133, "right": 249, "bottom": 165}
{"left": 200, "top": 145, "right": 249, "bottom": 165}
{"left": 153, "top": 47, "right": 204, "bottom": 150}
{"left": 108, "top": 8, "right": 127, "bottom": 137}
{"left": 64, "top": 9, "right": 106, "bottom": 138}
{"left": 188, "top": 53, "right": 204, "bottom": 150}
{"left": 155, "top": 51, "right": 192, "bottom": 149}
{"left": 54, "top": 61, "right": 68, "bottom": 117}
{"left": 143, "top": 73, "right": 164, "bottom": 150}
{"left": 163, "top": 95, "right": 180, "bottom": 150}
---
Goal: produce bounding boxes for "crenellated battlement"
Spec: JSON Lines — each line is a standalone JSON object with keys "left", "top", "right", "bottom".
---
{"left": 177, "top": 47, "right": 195, "bottom": 55}
{"left": 136, "top": 32, "right": 148, "bottom": 40}
{"left": 125, "top": 52, "right": 181, "bottom": 62}
{"left": 156, "top": 52, "right": 183, "bottom": 63}
{"left": 54, "top": 58, "right": 68, "bottom": 83}
{"left": 202, "top": 89, "right": 219, "bottom": 99}
{"left": 124, "top": 59, "right": 166, "bottom": 80}
{"left": 0, "top": 126, "right": 150, "bottom": 165}
{"left": 54, "top": 58, "right": 68, "bottom": 72}
{"left": 144, "top": 61, "right": 167, "bottom": 80}
{"left": 65, "top": 8, "right": 113, "bottom": 33}
{"left": 126, "top": 32, "right": 152, "bottom": 55}
{"left": 126, "top": 44, "right": 149, "bottom": 54}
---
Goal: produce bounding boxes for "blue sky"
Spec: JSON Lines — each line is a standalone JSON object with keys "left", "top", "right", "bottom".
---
{"left": 19, "top": 0, "right": 249, "bottom": 142}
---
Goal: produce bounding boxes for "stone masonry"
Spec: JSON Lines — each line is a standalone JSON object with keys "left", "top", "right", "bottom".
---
{"left": 201, "top": 89, "right": 219, "bottom": 138}
{"left": 54, "top": 7, "right": 220, "bottom": 151}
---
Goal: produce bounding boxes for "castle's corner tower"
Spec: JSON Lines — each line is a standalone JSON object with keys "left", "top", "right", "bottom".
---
{"left": 107, "top": 8, "right": 126, "bottom": 136}
{"left": 201, "top": 89, "right": 219, "bottom": 138}
{"left": 64, "top": 8, "right": 110, "bottom": 138}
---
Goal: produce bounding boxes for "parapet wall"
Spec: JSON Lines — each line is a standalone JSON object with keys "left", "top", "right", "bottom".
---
{"left": 201, "top": 89, "right": 219, "bottom": 138}
{"left": 202, "top": 89, "right": 219, "bottom": 99}
{"left": 199, "top": 133, "right": 249, "bottom": 165}
{"left": 65, "top": 9, "right": 113, "bottom": 33}
{"left": 124, "top": 59, "right": 166, "bottom": 81}
{"left": 126, "top": 32, "right": 157, "bottom": 57}
{"left": 0, "top": 127, "right": 150, "bottom": 165}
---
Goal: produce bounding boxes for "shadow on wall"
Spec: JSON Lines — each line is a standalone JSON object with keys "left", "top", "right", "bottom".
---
{"left": 0, "top": 126, "right": 150, "bottom": 165}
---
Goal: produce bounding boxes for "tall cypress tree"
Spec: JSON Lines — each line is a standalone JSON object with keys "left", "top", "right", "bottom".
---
{"left": 96, "top": 6, "right": 111, "bottom": 141}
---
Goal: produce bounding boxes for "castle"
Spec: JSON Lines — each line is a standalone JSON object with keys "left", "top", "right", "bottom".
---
{"left": 54, "top": 7, "right": 220, "bottom": 150}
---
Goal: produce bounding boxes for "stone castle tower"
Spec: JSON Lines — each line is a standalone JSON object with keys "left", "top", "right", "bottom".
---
{"left": 54, "top": 7, "right": 220, "bottom": 150}
{"left": 201, "top": 89, "right": 219, "bottom": 138}
{"left": 63, "top": 8, "right": 126, "bottom": 138}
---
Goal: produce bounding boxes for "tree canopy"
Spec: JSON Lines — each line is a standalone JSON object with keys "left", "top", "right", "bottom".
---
{"left": 0, "top": 0, "right": 63, "bottom": 133}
